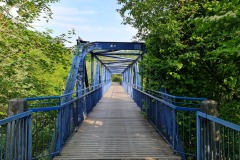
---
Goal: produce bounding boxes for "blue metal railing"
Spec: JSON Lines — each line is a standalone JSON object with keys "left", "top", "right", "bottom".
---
{"left": 25, "top": 84, "right": 104, "bottom": 109}
{"left": 125, "top": 83, "right": 206, "bottom": 107}
{"left": 0, "top": 111, "right": 32, "bottom": 160}
{"left": 0, "top": 82, "right": 111, "bottom": 160}
{"left": 26, "top": 96, "right": 61, "bottom": 108}
{"left": 2, "top": 81, "right": 240, "bottom": 160}
{"left": 197, "top": 112, "right": 240, "bottom": 160}
{"left": 29, "top": 82, "right": 111, "bottom": 159}
{"left": 123, "top": 82, "right": 206, "bottom": 159}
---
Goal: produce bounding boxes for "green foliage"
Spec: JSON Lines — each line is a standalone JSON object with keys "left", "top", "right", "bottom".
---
{"left": 0, "top": 0, "right": 59, "bottom": 27}
{"left": 111, "top": 74, "right": 122, "bottom": 83}
{"left": 219, "top": 101, "right": 240, "bottom": 125}
{"left": 0, "top": 1, "right": 74, "bottom": 158}
{"left": 141, "top": 99, "right": 148, "bottom": 119}
{"left": 118, "top": 0, "right": 240, "bottom": 123}
{"left": 0, "top": 0, "right": 73, "bottom": 118}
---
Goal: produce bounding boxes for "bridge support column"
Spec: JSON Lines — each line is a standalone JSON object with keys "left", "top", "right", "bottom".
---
{"left": 7, "top": 99, "right": 29, "bottom": 159}
{"left": 200, "top": 100, "right": 220, "bottom": 160}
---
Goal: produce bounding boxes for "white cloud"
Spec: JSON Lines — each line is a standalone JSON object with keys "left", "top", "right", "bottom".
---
{"left": 52, "top": 15, "right": 91, "bottom": 23}
{"left": 31, "top": 0, "right": 138, "bottom": 46}
{"left": 51, "top": 6, "right": 97, "bottom": 16}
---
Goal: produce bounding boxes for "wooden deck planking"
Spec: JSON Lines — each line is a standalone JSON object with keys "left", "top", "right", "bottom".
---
{"left": 53, "top": 83, "right": 180, "bottom": 160}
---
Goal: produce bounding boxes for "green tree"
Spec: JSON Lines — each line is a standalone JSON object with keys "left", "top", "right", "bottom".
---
{"left": 0, "top": 0, "right": 73, "bottom": 118}
{"left": 118, "top": 0, "right": 240, "bottom": 122}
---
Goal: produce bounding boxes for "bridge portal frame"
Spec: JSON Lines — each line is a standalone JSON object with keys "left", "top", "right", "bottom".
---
{"left": 63, "top": 40, "right": 145, "bottom": 103}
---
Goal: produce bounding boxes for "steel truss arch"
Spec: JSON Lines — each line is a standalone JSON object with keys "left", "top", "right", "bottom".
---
{"left": 63, "top": 40, "right": 145, "bottom": 103}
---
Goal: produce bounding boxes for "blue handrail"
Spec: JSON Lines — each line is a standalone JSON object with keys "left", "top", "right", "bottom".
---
{"left": 26, "top": 96, "right": 61, "bottom": 101}
{"left": 0, "top": 111, "right": 32, "bottom": 125}
{"left": 0, "top": 82, "right": 111, "bottom": 160}
{"left": 28, "top": 82, "right": 111, "bottom": 159}
{"left": 122, "top": 81, "right": 240, "bottom": 160}
{"left": 1, "top": 81, "right": 240, "bottom": 160}
{"left": 122, "top": 82, "right": 205, "bottom": 159}
{"left": 147, "top": 89, "right": 207, "bottom": 101}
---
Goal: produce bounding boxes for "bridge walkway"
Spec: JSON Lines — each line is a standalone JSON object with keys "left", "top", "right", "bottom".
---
{"left": 54, "top": 83, "right": 180, "bottom": 159}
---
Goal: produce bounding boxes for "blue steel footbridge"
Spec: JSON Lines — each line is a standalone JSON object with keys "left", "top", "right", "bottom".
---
{"left": 0, "top": 40, "right": 240, "bottom": 160}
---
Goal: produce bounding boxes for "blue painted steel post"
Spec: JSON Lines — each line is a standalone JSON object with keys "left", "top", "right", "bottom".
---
{"left": 136, "top": 62, "right": 141, "bottom": 89}
{"left": 132, "top": 64, "right": 136, "bottom": 87}
{"left": 130, "top": 67, "right": 133, "bottom": 85}
{"left": 140, "top": 55, "right": 143, "bottom": 88}
{"left": 101, "top": 65, "right": 104, "bottom": 84}
{"left": 197, "top": 112, "right": 201, "bottom": 160}
{"left": 62, "top": 46, "right": 82, "bottom": 103}
{"left": 124, "top": 70, "right": 126, "bottom": 84}
{"left": 126, "top": 68, "right": 129, "bottom": 84}
{"left": 104, "top": 68, "right": 107, "bottom": 82}
{"left": 126, "top": 68, "right": 129, "bottom": 89}
{"left": 56, "top": 109, "right": 62, "bottom": 154}
{"left": 108, "top": 70, "right": 111, "bottom": 82}
{"left": 94, "top": 62, "right": 100, "bottom": 88}
{"left": 127, "top": 68, "right": 129, "bottom": 84}
{"left": 99, "top": 64, "right": 102, "bottom": 85}
{"left": 91, "top": 53, "right": 94, "bottom": 90}
{"left": 27, "top": 114, "right": 32, "bottom": 159}
{"left": 172, "top": 109, "right": 177, "bottom": 152}
{"left": 135, "top": 63, "right": 138, "bottom": 88}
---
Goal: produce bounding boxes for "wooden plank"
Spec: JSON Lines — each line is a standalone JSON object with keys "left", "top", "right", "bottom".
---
{"left": 54, "top": 83, "right": 180, "bottom": 160}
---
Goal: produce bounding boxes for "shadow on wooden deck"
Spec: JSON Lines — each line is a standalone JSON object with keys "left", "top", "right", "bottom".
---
{"left": 53, "top": 84, "right": 180, "bottom": 160}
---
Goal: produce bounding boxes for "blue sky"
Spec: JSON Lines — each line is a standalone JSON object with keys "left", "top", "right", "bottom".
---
{"left": 34, "top": 0, "right": 137, "bottom": 46}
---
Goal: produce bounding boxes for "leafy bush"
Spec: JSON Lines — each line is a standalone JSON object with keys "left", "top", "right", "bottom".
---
{"left": 0, "top": 0, "right": 73, "bottom": 118}
{"left": 112, "top": 74, "right": 122, "bottom": 83}
{"left": 118, "top": 0, "right": 240, "bottom": 123}
{"left": 220, "top": 101, "right": 240, "bottom": 125}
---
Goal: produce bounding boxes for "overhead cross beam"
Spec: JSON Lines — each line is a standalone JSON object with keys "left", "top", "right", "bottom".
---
{"left": 63, "top": 40, "right": 145, "bottom": 103}
{"left": 97, "top": 55, "right": 134, "bottom": 60}
{"left": 96, "top": 52, "right": 141, "bottom": 56}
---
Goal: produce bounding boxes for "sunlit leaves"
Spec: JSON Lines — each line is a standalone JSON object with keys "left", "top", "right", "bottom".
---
{"left": 0, "top": 0, "right": 73, "bottom": 118}
{"left": 0, "top": 0, "right": 59, "bottom": 27}
{"left": 118, "top": 0, "right": 240, "bottom": 122}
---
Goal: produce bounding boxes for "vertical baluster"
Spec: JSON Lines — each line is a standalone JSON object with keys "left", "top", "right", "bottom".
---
{"left": 233, "top": 130, "right": 235, "bottom": 160}
{"left": 203, "top": 118, "right": 207, "bottom": 160}
{"left": 28, "top": 115, "right": 32, "bottom": 160}
{"left": 228, "top": 128, "right": 230, "bottom": 159}
{"left": 48, "top": 112, "right": 51, "bottom": 155}
{"left": 188, "top": 113, "right": 191, "bottom": 150}
{"left": 238, "top": 133, "right": 240, "bottom": 160}
{"left": 19, "top": 119, "right": 25, "bottom": 159}
{"left": 219, "top": 125, "right": 221, "bottom": 160}
{"left": 9, "top": 121, "right": 13, "bottom": 160}
{"left": 17, "top": 119, "right": 20, "bottom": 159}
{"left": 25, "top": 117, "right": 28, "bottom": 160}
{"left": 201, "top": 117, "right": 204, "bottom": 159}
{"left": 36, "top": 112, "right": 38, "bottom": 156}
{"left": 223, "top": 127, "right": 226, "bottom": 159}
{"left": 208, "top": 119, "right": 211, "bottom": 160}
{"left": 182, "top": 112, "right": 185, "bottom": 147}
{"left": 42, "top": 112, "right": 44, "bottom": 155}
{"left": 14, "top": 120, "right": 17, "bottom": 159}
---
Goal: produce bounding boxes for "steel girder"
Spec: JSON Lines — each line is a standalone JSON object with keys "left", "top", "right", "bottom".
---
{"left": 63, "top": 41, "right": 145, "bottom": 103}
{"left": 122, "top": 61, "right": 141, "bottom": 88}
